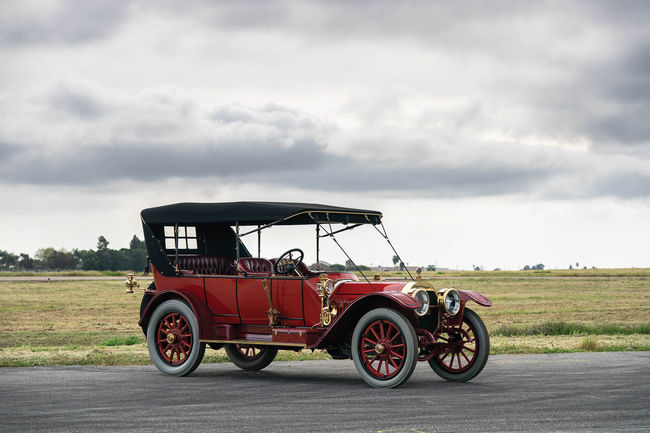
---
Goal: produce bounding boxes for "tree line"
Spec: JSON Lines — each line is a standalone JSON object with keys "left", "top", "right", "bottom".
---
{"left": 0, "top": 235, "right": 147, "bottom": 272}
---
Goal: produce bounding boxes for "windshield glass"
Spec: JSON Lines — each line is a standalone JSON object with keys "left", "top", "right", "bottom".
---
{"left": 237, "top": 223, "right": 408, "bottom": 273}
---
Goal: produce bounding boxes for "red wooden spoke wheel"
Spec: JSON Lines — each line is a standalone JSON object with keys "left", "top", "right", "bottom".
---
{"left": 233, "top": 344, "right": 263, "bottom": 360}
{"left": 225, "top": 344, "right": 278, "bottom": 371}
{"left": 436, "top": 319, "right": 477, "bottom": 373}
{"left": 360, "top": 319, "right": 407, "bottom": 379}
{"left": 352, "top": 308, "right": 418, "bottom": 388}
{"left": 429, "top": 308, "right": 490, "bottom": 382}
{"left": 156, "top": 312, "right": 193, "bottom": 365}
{"left": 146, "top": 299, "right": 205, "bottom": 376}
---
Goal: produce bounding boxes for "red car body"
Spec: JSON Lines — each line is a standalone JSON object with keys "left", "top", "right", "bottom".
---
{"left": 137, "top": 202, "right": 492, "bottom": 388}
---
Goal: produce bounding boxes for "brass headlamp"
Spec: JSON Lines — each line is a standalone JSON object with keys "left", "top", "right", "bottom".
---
{"left": 437, "top": 288, "right": 461, "bottom": 316}
{"left": 401, "top": 280, "right": 436, "bottom": 316}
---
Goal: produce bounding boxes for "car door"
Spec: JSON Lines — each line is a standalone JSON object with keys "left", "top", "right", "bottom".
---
{"left": 236, "top": 277, "right": 305, "bottom": 326}
{"left": 204, "top": 276, "right": 239, "bottom": 324}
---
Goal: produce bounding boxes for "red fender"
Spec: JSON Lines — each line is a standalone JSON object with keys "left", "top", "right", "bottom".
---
{"left": 458, "top": 289, "right": 492, "bottom": 307}
{"left": 309, "top": 292, "right": 421, "bottom": 349}
{"left": 139, "top": 289, "right": 216, "bottom": 340}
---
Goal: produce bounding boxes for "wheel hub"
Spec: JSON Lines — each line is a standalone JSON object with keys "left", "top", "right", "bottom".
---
{"left": 375, "top": 343, "right": 386, "bottom": 354}
{"left": 166, "top": 333, "right": 177, "bottom": 344}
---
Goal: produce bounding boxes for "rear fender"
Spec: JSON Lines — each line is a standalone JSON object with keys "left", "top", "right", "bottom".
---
{"left": 310, "top": 292, "right": 421, "bottom": 349}
{"left": 139, "top": 289, "right": 215, "bottom": 340}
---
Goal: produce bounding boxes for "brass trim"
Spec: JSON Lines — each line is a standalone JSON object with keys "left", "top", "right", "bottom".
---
{"left": 200, "top": 339, "right": 306, "bottom": 347}
{"left": 400, "top": 280, "right": 435, "bottom": 295}
{"left": 316, "top": 276, "right": 337, "bottom": 326}
{"left": 411, "top": 288, "right": 430, "bottom": 317}
{"left": 239, "top": 209, "right": 382, "bottom": 237}
{"left": 401, "top": 280, "right": 436, "bottom": 316}
{"left": 262, "top": 279, "right": 280, "bottom": 326}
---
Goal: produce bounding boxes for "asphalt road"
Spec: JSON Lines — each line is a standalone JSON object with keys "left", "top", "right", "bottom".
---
{"left": 1, "top": 352, "right": 648, "bottom": 433}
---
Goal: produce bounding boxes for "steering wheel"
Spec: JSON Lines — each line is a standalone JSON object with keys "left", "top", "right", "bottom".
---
{"left": 274, "top": 248, "right": 304, "bottom": 276}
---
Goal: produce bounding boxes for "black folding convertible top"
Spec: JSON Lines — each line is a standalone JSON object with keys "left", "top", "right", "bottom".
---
{"left": 141, "top": 201, "right": 383, "bottom": 226}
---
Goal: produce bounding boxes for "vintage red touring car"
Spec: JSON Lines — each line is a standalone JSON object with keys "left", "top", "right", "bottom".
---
{"left": 135, "top": 202, "right": 492, "bottom": 388}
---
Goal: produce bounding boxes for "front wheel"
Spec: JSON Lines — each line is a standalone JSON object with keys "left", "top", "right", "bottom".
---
{"left": 352, "top": 308, "right": 418, "bottom": 388}
{"left": 225, "top": 344, "right": 278, "bottom": 370}
{"left": 429, "top": 308, "right": 489, "bottom": 382}
{"left": 146, "top": 300, "right": 205, "bottom": 376}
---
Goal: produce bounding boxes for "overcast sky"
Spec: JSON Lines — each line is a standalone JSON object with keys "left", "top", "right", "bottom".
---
{"left": 1, "top": 0, "right": 648, "bottom": 269}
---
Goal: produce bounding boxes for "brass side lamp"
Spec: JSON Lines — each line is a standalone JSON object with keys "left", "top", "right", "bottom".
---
{"left": 124, "top": 271, "right": 140, "bottom": 294}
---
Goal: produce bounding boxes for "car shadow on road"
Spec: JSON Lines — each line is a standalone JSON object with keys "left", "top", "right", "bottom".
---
{"left": 185, "top": 363, "right": 496, "bottom": 391}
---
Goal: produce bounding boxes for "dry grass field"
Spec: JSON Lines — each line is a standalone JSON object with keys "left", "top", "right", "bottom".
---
{"left": 1, "top": 271, "right": 649, "bottom": 367}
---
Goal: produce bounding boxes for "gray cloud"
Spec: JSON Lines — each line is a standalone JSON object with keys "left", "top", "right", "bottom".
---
{"left": 0, "top": 1, "right": 648, "bottom": 200}
{"left": 0, "top": 83, "right": 647, "bottom": 199}
{"left": 0, "top": 0, "right": 131, "bottom": 45}
{"left": 49, "top": 83, "right": 106, "bottom": 119}
{"left": 172, "top": 0, "right": 649, "bottom": 155}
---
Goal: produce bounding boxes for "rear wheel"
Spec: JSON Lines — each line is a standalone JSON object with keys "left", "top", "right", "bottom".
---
{"left": 147, "top": 300, "right": 205, "bottom": 376}
{"left": 351, "top": 308, "right": 418, "bottom": 388}
{"left": 429, "top": 308, "right": 489, "bottom": 382}
{"left": 225, "top": 344, "right": 278, "bottom": 370}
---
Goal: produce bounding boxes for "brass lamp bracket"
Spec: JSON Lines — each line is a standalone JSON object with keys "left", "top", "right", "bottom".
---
{"left": 315, "top": 274, "right": 337, "bottom": 327}
{"left": 262, "top": 279, "right": 280, "bottom": 326}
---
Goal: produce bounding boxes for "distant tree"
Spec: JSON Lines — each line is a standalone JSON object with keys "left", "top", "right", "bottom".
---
{"left": 75, "top": 249, "right": 99, "bottom": 270}
{"left": 35, "top": 248, "right": 55, "bottom": 264}
{"left": 576, "top": 262, "right": 579, "bottom": 268}
{"left": 329, "top": 263, "right": 346, "bottom": 272}
{"left": 523, "top": 265, "right": 531, "bottom": 271}
{"left": 392, "top": 255, "right": 399, "bottom": 268}
{"left": 0, "top": 250, "right": 19, "bottom": 269}
{"left": 427, "top": 264, "right": 436, "bottom": 271}
{"left": 583, "top": 266, "right": 587, "bottom": 270}
{"left": 97, "top": 236, "right": 109, "bottom": 251}
{"left": 569, "top": 264, "right": 573, "bottom": 269}
{"left": 35, "top": 248, "right": 77, "bottom": 270}
{"left": 129, "top": 235, "right": 145, "bottom": 250}
{"left": 19, "top": 253, "right": 34, "bottom": 269}
{"left": 399, "top": 261, "right": 405, "bottom": 271}
{"left": 533, "top": 264, "right": 545, "bottom": 270}
{"left": 474, "top": 265, "right": 482, "bottom": 271}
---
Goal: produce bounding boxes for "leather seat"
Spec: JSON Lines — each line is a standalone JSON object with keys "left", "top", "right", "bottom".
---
{"left": 237, "top": 258, "right": 273, "bottom": 277}
{"left": 172, "top": 255, "right": 237, "bottom": 275}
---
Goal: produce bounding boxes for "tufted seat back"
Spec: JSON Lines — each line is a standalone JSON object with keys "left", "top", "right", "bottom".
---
{"left": 172, "top": 255, "right": 237, "bottom": 275}
{"left": 237, "top": 258, "right": 273, "bottom": 277}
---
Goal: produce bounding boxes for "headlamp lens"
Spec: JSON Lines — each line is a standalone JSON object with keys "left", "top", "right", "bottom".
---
{"left": 413, "top": 289, "right": 430, "bottom": 316}
{"left": 444, "top": 289, "right": 460, "bottom": 316}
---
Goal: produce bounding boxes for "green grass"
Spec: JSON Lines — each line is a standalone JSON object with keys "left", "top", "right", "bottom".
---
{"left": 494, "top": 322, "right": 650, "bottom": 337}
{"left": 0, "top": 270, "right": 129, "bottom": 277}
{"left": 100, "top": 335, "right": 142, "bottom": 346}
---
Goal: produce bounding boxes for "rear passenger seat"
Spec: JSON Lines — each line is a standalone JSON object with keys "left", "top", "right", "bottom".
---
{"left": 171, "top": 255, "right": 237, "bottom": 276}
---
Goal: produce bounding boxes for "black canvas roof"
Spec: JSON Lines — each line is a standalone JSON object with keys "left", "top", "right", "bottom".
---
{"left": 141, "top": 201, "right": 382, "bottom": 226}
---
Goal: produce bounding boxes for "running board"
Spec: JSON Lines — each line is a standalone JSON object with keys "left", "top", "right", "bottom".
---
{"left": 204, "top": 324, "right": 322, "bottom": 347}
